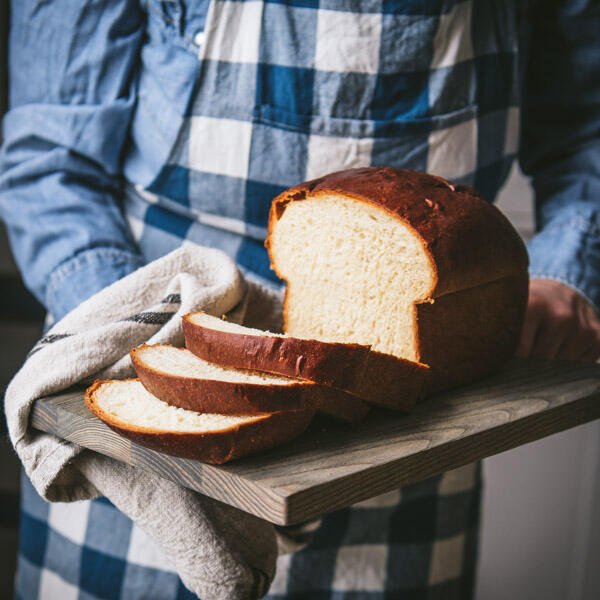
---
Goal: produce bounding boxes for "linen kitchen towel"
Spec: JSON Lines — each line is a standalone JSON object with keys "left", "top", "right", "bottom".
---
{"left": 4, "top": 245, "right": 279, "bottom": 599}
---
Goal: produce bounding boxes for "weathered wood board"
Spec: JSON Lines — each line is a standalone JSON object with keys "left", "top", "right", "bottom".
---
{"left": 30, "top": 358, "right": 600, "bottom": 525}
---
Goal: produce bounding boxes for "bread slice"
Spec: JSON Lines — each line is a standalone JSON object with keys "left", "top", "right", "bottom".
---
{"left": 314, "top": 386, "right": 370, "bottom": 422}
{"left": 85, "top": 379, "right": 314, "bottom": 464}
{"left": 131, "top": 344, "right": 316, "bottom": 415}
{"left": 266, "top": 167, "right": 529, "bottom": 392}
{"left": 132, "top": 343, "right": 369, "bottom": 422}
{"left": 183, "top": 312, "right": 428, "bottom": 410}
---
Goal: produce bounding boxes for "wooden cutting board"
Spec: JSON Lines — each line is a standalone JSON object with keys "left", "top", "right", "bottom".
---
{"left": 30, "top": 358, "right": 600, "bottom": 525}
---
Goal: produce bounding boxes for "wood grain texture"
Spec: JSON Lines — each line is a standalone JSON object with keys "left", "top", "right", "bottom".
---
{"left": 30, "top": 358, "right": 600, "bottom": 525}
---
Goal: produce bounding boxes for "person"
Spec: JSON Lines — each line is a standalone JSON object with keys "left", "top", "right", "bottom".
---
{"left": 1, "top": 1, "right": 599, "bottom": 598}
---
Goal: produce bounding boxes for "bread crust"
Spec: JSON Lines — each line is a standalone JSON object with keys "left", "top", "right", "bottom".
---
{"left": 312, "top": 386, "right": 370, "bottom": 422}
{"left": 183, "top": 313, "right": 428, "bottom": 409}
{"left": 267, "top": 167, "right": 529, "bottom": 299}
{"left": 266, "top": 167, "right": 530, "bottom": 393}
{"left": 418, "top": 274, "right": 529, "bottom": 392}
{"left": 131, "top": 345, "right": 315, "bottom": 415}
{"left": 85, "top": 379, "right": 314, "bottom": 464}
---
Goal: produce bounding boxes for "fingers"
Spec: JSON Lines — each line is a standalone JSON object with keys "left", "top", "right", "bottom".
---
{"left": 516, "top": 315, "right": 539, "bottom": 358}
{"left": 556, "top": 327, "right": 600, "bottom": 362}
{"left": 518, "top": 279, "right": 600, "bottom": 362}
{"left": 529, "top": 321, "right": 569, "bottom": 360}
{"left": 526, "top": 318, "right": 600, "bottom": 362}
{"left": 516, "top": 302, "right": 543, "bottom": 358}
{"left": 580, "top": 345, "right": 600, "bottom": 363}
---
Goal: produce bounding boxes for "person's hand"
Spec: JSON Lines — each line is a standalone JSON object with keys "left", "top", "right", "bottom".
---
{"left": 517, "top": 279, "right": 600, "bottom": 362}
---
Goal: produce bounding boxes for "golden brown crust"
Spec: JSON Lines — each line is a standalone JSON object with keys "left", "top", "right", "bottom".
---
{"left": 312, "top": 386, "right": 370, "bottom": 423}
{"left": 418, "top": 274, "right": 529, "bottom": 392}
{"left": 267, "top": 167, "right": 529, "bottom": 298}
{"left": 266, "top": 167, "right": 530, "bottom": 394}
{"left": 84, "top": 379, "right": 314, "bottom": 464}
{"left": 359, "top": 351, "right": 428, "bottom": 409}
{"left": 182, "top": 313, "right": 428, "bottom": 408}
{"left": 130, "top": 345, "right": 315, "bottom": 415}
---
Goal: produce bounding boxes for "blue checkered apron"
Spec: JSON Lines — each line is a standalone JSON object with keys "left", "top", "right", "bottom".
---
{"left": 17, "top": 1, "right": 521, "bottom": 597}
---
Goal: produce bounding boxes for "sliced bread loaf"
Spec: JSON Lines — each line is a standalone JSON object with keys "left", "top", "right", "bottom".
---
{"left": 131, "top": 344, "right": 315, "bottom": 415}
{"left": 85, "top": 379, "right": 313, "bottom": 464}
{"left": 266, "top": 167, "right": 529, "bottom": 392}
{"left": 183, "top": 312, "right": 427, "bottom": 410}
{"left": 131, "top": 344, "right": 367, "bottom": 422}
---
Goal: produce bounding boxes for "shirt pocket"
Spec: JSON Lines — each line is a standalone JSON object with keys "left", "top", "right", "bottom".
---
{"left": 252, "top": 102, "right": 480, "bottom": 186}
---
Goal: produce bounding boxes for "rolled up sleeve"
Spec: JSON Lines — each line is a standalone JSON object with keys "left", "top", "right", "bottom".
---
{"left": 520, "top": 0, "right": 600, "bottom": 311}
{"left": 0, "top": 0, "right": 145, "bottom": 320}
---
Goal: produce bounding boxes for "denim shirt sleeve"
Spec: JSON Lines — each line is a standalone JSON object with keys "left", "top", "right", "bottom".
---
{"left": 0, "top": 0, "right": 145, "bottom": 321}
{"left": 520, "top": 1, "right": 600, "bottom": 312}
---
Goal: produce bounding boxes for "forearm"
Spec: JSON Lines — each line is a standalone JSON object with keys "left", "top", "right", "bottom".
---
{"left": 0, "top": 118, "right": 144, "bottom": 319}
{"left": 526, "top": 150, "right": 600, "bottom": 314}
{"left": 520, "top": 0, "right": 600, "bottom": 311}
{"left": 525, "top": 134, "right": 600, "bottom": 310}
{"left": 0, "top": 0, "right": 145, "bottom": 320}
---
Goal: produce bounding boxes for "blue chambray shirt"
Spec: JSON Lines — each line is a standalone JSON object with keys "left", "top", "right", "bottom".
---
{"left": 0, "top": 0, "right": 599, "bottom": 324}
{"left": 1, "top": 3, "right": 600, "bottom": 599}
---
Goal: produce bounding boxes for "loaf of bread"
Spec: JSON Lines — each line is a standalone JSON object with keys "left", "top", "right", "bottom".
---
{"left": 132, "top": 343, "right": 369, "bottom": 422}
{"left": 85, "top": 379, "right": 314, "bottom": 464}
{"left": 183, "top": 311, "right": 427, "bottom": 410}
{"left": 85, "top": 167, "right": 527, "bottom": 464}
{"left": 267, "top": 167, "right": 529, "bottom": 391}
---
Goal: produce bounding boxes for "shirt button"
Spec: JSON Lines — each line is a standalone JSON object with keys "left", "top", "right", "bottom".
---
{"left": 194, "top": 31, "right": 205, "bottom": 47}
